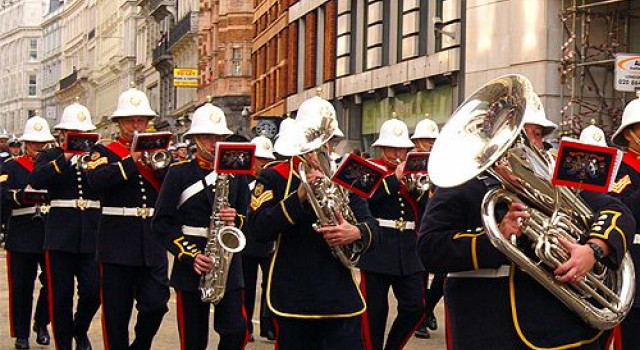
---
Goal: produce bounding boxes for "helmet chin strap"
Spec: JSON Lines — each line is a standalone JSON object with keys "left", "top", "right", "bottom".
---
{"left": 194, "top": 137, "right": 215, "bottom": 161}
{"left": 628, "top": 129, "right": 640, "bottom": 153}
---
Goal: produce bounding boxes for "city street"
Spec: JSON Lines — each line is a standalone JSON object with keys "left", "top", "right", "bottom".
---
{"left": 0, "top": 252, "right": 446, "bottom": 350}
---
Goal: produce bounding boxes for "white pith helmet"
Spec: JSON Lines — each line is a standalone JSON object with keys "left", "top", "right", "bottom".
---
{"left": 0, "top": 129, "right": 9, "bottom": 140}
{"left": 184, "top": 98, "right": 233, "bottom": 137}
{"left": 175, "top": 142, "right": 188, "bottom": 149}
{"left": 251, "top": 132, "right": 276, "bottom": 160}
{"left": 612, "top": 92, "right": 640, "bottom": 147}
{"left": 20, "top": 115, "right": 55, "bottom": 143}
{"left": 56, "top": 99, "right": 96, "bottom": 131}
{"left": 411, "top": 114, "right": 439, "bottom": 139}
{"left": 372, "top": 113, "right": 415, "bottom": 148}
{"left": 522, "top": 94, "right": 557, "bottom": 136}
{"left": 276, "top": 116, "right": 296, "bottom": 139}
{"left": 111, "top": 84, "right": 157, "bottom": 120}
{"left": 274, "top": 88, "right": 342, "bottom": 156}
{"left": 579, "top": 121, "right": 607, "bottom": 147}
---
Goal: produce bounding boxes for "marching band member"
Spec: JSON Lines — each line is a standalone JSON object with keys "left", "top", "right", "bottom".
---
{"left": 151, "top": 102, "right": 250, "bottom": 350}
{"left": 580, "top": 121, "right": 608, "bottom": 147}
{"left": 175, "top": 142, "right": 190, "bottom": 162}
{"left": 29, "top": 101, "right": 101, "bottom": 350}
{"left": 242, "top": 133, "right": 277, "bottom": 342}
{"left": 0, "top": 129, "right": 12, "bottom": 163}
{"left": 359, "top": 116, "right": 425, "bottom": 350}
{"left": 608, "top": 94, "right": 640, "bottom": 349}
{"left": 248, "top": 95, "right": 379, "bottom": 350}
{"left": 419, "top": 84, "right": 634, "bottom": 350}
{"left": 9, "top": 137, "right": 22, "bottom": 158}
{"left": 85, "top": 86, "right": 169, "bottom": 350}
{"left": 409, "top": 116, "right": 443, "bottom": 340}
{"left": 2, "top": 116, "right": 53, "bottom": 349}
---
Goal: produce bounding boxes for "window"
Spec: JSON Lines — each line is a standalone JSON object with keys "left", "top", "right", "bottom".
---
{"left": 232, "top": 47, "right": 242, "bottom": 76}
{"left": 29, "top": 39, "right": 37, "bottom": 60}
{"left": 28, "top": 110, "right": 36, "bottom": 118}
{"left": 28, "top": 75, "right": 37, "bottom": 96}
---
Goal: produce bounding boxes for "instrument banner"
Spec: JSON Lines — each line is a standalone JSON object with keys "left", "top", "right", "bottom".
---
{"left": 332, "top": 153, "right": 386, "bottom": 199}
{"left": 404, "top": 152, "right": 430, "bottom": 174}
{"left": 131, "top": 132, "right": 172, "bottom": 153}
{"left": 64, "top": 132, "right": 100, "bottom": 154}
{"left": 214, "top": 142, "right": 256, "bottom": 175}
{"left": 552, "top": 139, "right": 623, "bottom": 193}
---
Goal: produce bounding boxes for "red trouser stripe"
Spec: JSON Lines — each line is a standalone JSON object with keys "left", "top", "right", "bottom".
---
{"left": 6, "top": 251, "right": 15, "bottom": 337}
{"left": 99, "top": 264, "right": 110, "bottom": 350}
{"left": 359, "top": 270, "right": 374, "bottom": 350}
{"left": 176, "top": 290, "right": 186, "bottom": 350}
{"left": 273, "top": 317, "right": 280, "bottom": 350}
{"left": 241, "top": 289, "right": 250, "bottom": 349}
{"left": 44, "top": 251, "right": 60, "bottom": 350}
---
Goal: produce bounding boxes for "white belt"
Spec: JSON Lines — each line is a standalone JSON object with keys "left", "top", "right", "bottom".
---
{"left": 448, "top": 265, "right": 511, "bottom": 279}
{"left": 102, "top": 206, "right": 155, "bottom": 218}
{"left": 376, "top": 218, "right": 416, "bottom": 231}
{"left": 12, "top": 206, "right": 49, "bottom": 216}
{"left": 50, "top": 199, "right": 100, "bottom": 210}
{"left": 182, "top": 225, "right": 208, "bottom": 238}
{"left": 634, "top": 234, "right": 640, "bottom": 245}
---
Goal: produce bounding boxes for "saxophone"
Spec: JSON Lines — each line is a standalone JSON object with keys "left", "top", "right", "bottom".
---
{"left": 199, "top": 173, "right": 246, "bottom": 304}
{"left": 299, "top": 147, "right": 365, "bottom": 268}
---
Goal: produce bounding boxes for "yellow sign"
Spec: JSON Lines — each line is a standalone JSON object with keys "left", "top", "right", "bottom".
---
{"left": 173, "top": 68, "right": 199, "bottom": 88}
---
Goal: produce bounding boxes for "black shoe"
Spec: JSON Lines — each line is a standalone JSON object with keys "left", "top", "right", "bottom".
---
{"left": 75, "top": 333, "right": 92, "bottom": 350}
{"left": 14, "top": 338, "right": 29, "bottom": 349}
{"left": 32, "top": 324, "right": 50, "bottom": 346}
{"left": 426, "top": 314, "right": 438, "bottom": 331}
{"left": 414, "top": 326, "right": 430, "bottom": 339}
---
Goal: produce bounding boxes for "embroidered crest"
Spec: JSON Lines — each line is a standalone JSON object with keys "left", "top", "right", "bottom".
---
{"left": 34, "top": 122, "right": 42, "bottom": 131}
{"left": 210, "top": 112, "right": 221, "bottom": 123}
{"left": 77, "top": 111, "right": 87, "bottom": 122}
{"left": 254, "top": 182, "right": 264, "bottom": 197}
{"left": 393, "top": 126, "right": 403, "bottom": 136}
{"left": 90, "top": 152, "right": 100, "bottom": 161}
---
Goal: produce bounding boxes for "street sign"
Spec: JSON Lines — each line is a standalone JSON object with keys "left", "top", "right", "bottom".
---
{"left": 615, "top": 53, "right": 640, "bottom": 92}
{"left": 173, "top": 68, "right": 199, "bottom": 88}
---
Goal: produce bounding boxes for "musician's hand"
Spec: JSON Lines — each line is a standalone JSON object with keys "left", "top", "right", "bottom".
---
{"left": 218, "top": 207, "right": 237, "bottom": 226}
{"left": 554, "top": 237, "right": 599, "bottom": 283}
{"left": 193, "top": 253, "right": 213, "bottom": 275}
{"left": 395, "top": 161, "right": 406, "bottom": 181}
{"left": 131, "top": 151, "right": 143, "bottom": 162}
{"left": 497, "top": 202, "right": 529, "bottom": 240}
{"left": 315, "top": 211, "right": 361, "bottom": 246}
{"left": 297, "top": 168, "right": 324, "bottom": 202}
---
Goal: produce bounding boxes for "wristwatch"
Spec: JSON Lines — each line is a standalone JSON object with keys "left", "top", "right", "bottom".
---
{"left": 587, "top": 242, "right": 605, "bottom": 261}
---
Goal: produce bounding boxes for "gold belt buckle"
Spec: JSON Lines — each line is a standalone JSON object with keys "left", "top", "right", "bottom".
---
{"left": 76, "top": 199, "right": 88, "bottom": 211}
{"left": 137, "top": 207, "right": 150, "bottom": 218}
{"left": 40, "top": 205, "right": 50, "bottom": 215}
{"left": 395, "top": 219, "right": 406, "bottom": 231}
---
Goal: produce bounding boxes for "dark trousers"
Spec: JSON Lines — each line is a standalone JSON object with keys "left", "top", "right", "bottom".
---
{"left": 100, "top": 263, "right": 169, "bottom": 350}
{"left": 45, "top": 250, "right": 100, "bottom": 350}
{"left": 423, "top": 273, "right": 445, "bottom": 318}
{"left": 241, "top": 255, "right": 274, "bottom": 336}
{"left": 620, "top": 308, "right": 640, "bottom": 349}
{"left": 175, "top": 288, "right": 248, "bottom": 350}
{"left": 6, "top": 251, "right": 50, "bottom": 339}
{"left": 276, "top": 316, "right": 363, "bottom": 350}
{"left": 360, "top": 271, "right": 424, "bottom": 350}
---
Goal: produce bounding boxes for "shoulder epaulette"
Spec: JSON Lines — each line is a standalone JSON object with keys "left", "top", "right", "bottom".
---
{"left": 170, "top": 160, "right": 190, "bottom": 167}
{"left": 4, "top": 157, "right": 13, "bottom": 163}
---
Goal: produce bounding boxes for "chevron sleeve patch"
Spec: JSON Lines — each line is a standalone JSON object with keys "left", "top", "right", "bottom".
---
{"left": 612, "top": 175, "right": 632, "bottom": 194}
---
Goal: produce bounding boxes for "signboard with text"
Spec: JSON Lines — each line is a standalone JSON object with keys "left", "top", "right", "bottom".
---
{"left": 615, "top": 53, "right": 640, "bottom": 92}
{"left": 173, "top": 68, "right": 199, "bottom": 88}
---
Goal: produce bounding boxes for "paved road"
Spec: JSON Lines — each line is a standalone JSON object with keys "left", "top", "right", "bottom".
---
{"left": 0, "top": 251, "right": 446, "bottom": 350}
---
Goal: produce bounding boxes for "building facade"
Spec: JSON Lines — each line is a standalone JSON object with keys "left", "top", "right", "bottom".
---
{"left": 0, "top": 0, "right": 46, "bottom": 134}
{"left": 198, "top": 0, "right": 253, "bottom": 137}
{"left": 41, "top": 0, "right": 65, "bottom": 126}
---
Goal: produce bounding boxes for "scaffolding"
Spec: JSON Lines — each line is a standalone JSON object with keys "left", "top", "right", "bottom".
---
{"left": 559, "top": 0, "right": 640, "bottom": 138}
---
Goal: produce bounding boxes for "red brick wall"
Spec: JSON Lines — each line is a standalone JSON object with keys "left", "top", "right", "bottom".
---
{"left": 287, "top": 22, "right": 298, "bottom": 96}
{"left": 324, "top": 0, "right": 336, "bottom": 82}
{"left": 304, "top": 12, "right": 317, "bottom": 89}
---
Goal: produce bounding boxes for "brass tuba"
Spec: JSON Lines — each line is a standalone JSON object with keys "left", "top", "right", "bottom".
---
{"left": 199, "top": 173, "right": 246, "bottom": 304}
{"left": 428, "top": 74, "right": 635, "bottom": 330}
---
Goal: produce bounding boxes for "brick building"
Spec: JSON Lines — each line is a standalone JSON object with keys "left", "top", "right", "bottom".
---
{"left": 198, "top": 0, "right": 253, "bottom": 137}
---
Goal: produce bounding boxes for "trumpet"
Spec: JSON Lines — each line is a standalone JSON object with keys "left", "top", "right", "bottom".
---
{"left": 141, "top": 151, "right": 172, "bottom": 170}
{"left": 404, "top": 173, "right": 430, "bottom": 199}
{"left": 77, "top": 154, "right": 91, "bottom": 172}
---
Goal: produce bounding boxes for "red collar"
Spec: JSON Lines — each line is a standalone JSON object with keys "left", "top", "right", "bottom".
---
{"left": 370, "top": 158, "right": 393, "bottom": 175}
{"left": 195, "top": 154, "right": 214, "bottom": 170}
{"left": 117, "top": 137, "right": 132, "bottom": 149}
{"left": 623, "top": 151, "right": 640, "bottom": 173}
